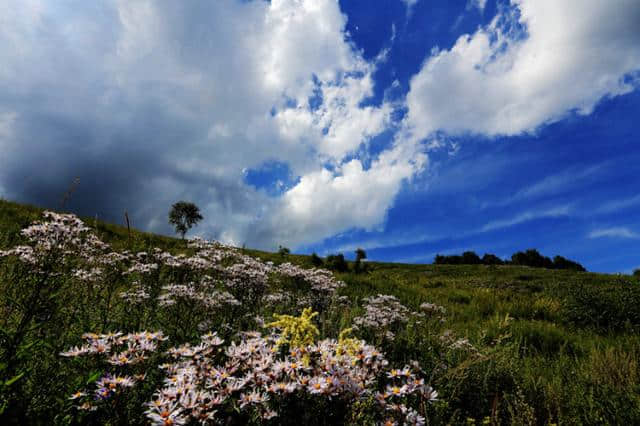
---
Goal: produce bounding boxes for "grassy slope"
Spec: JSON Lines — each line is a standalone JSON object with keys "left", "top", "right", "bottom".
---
{"left": 2, "top": 198, "right": 640, "bottom": 424}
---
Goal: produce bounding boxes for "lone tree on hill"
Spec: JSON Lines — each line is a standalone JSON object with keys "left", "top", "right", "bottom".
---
{"left": 169, "top": 201, "right": 203, "bottom": 239}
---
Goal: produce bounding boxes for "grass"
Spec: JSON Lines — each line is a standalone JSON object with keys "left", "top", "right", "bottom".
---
{"left": 1, "top": 198, "right": 640, "bottom": 424}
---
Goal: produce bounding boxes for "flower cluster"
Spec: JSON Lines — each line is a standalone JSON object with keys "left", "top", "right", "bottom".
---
{"left": 119, "top": 281, "right": 151, "bottom": 304}
{"left": 188, "top": 237, "right": 237, "bottom": 263}
{"left": 276, "top": 262, "right": 345, "bottom": 295}
{"left": 440, "top": 330, "right": 478, "bottom": 353}
{"left": 0, "top": 211, "right": 111, "bottom": 270}
{"left": 61, "top": 331, "right": 167, "bottom": 363}
{"left": 72, "top": 267, "right": 104, "bottom": 283}
{"left": 0, "top": 245, "right": 37, "bottom": 265}
{"left": 157, "top": 283, "right": 239, "bottom": 310}
{"left": 61, "top": 331, "right": 168, "bottom": 410}
{"left": 6, "top": 211, "right": 444, "bottom": 424}
{"left": 353, "top": 294, "right": 414, "bottom": 340}
{"left": 267, "top": 307, "right": 319, "bottom": 349}
{"left": 261, "top": 291, "right": 292, "bottom": 306}
{"left": 376, "top": 365, "right": 439, "bottom": 426}
{"left": 419, "top": 302, "right": 447, "bottom": 316}
{"left": 146, "top": 326, "right": 435, "bottom": 425}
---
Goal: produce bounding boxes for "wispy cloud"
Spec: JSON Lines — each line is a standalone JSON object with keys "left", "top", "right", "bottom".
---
{"left": 595, "top": 194, "right": 640, "bottom": 215}
{"left": 319, "top": 230, "right": 439, "bottom": 255}
{"left": 466, "top": 0, "right": 487, "bottom": 12}
{"left": 588, "top": 227, "right": 640, "bottom": 239}
{"left": 481, "top": 205, "right": 571, "bottom": 232}
{"left": 509, "top": 164, "right": 607, "bottom": 203}
{"left": 401, "top": 0, "right": 420, "bottom": 18}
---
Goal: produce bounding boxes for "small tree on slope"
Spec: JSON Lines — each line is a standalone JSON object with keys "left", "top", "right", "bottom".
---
{"left": 169, "top": 201, "right": 203, "bottom": 239}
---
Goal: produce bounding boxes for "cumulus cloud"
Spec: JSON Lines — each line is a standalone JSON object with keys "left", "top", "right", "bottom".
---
{"left": 588, "top": 227, "right": 640, "bottom": 239}
{"left": 404, "top": 0, "right": 640, "bottom": 139}
{"left": 263, "top": 143, "right": 427, "bottom": 247}
{"left": 0, "top": 0, "right": 420, "bottom": 249}
{"left": 2, "top": 0, "right": 639, "bottom": 252}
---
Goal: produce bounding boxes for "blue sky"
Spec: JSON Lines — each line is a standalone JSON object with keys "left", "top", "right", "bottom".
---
{"left": 0, "top": 0, "right": 639, "bottom": 272}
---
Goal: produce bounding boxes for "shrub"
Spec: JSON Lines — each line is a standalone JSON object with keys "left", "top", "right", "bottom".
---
{"left": 354, "top": 248, "right": 367, "bottom": 273}
{"left": 310, "top": 252, "right": 323, "bottom": 267}
{"left": 278, "top": 245, "right": 291, "bottom": 257}
{"left": 325, "top": 253, "right": 348, "bottom": 272}
{"left": 511, "top": 249, "right": 553, "bottom": 269}
{"left": 552, "top": 256, "right": 586, "bottom": 272}
{"left": 482, "top": 253, "right": 504, "bottom": 265}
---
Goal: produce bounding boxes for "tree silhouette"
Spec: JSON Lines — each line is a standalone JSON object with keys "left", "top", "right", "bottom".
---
{"left": 169, "top": 201, "right": 203, "bottom": 239}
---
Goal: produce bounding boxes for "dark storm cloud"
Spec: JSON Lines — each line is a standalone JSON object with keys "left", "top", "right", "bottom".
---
{"left": 0, "top": 96, "right": 267, "bottom": 242}
{"left": 0, "top": 0, "right": 420, "bottom": 249}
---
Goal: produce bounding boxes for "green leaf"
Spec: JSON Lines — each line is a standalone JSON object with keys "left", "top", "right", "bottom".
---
{"left": 4, "top": 372, "right": 24, "bottom": 387}
{"left": 86, "top": 371, "right": 102, "bottom": 385}
{"left": 0, "top": 326, "right": 10, "bottom": 339}
{"left": 20, "top": 340, "right": 37, "bottom": 351}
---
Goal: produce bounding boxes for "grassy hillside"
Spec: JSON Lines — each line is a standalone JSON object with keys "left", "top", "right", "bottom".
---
{"left": 1, "top": 198, "right": 640, "bottom": 425}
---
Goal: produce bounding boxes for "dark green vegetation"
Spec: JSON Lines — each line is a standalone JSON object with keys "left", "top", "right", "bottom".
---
{"left": 1, "top": 198, "right": 640, "bottom": 424}
{"left": 435, "top": 250, "right": 586, "bottom": 272}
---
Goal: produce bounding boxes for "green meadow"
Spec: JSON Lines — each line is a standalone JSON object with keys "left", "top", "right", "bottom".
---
{"left": 1, "top": 198, "right": 639, "bottom": 425}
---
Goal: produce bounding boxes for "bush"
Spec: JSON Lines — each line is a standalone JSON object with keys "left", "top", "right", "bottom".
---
{"left": 552, "top": 256, "right": 586, "bottom": 272}
{"left": 278, "top": 245, "right": 291, "bottom": 257}
{"left": 325, "top": 253, "right": 348, "bottom": 272}
{"left": 511, "top": 249, "right": 553, "bottom": 269}
{"left": 482, "top": 253, "right": 504, "bottom": 265}
{"left": 310, "top": 252, "right": 323, "bottom": 267}
{"left": 434, "top": 252, "right": 481, "bottom": 265}
{"left": 354, "top": 248, "right": 367, "bottom": 273}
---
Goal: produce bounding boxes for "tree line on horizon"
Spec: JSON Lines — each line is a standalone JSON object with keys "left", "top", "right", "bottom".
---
{"left": 434, "top": 249, "right": 586, "bottom": 272}
{"left": 165, "top": 202, "right": 588, "bottom": 274}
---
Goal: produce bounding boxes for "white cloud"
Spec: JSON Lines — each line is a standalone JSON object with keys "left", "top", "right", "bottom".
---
{"left": 481, "top": 205, "right": 571, "bottom": 232}
{"left": 263, "top": 142, "right": 427, "bottom": 247}
{"left": 588, "top": 227, "right": 640, "bottom": 239}
{"left": 467, "top": 0, "right": 488, "bottom": 12}
{"left": 405, "top": 0, "right": 640, "bottom": 140}
{"left": 0, "top": 0, "right": 416, "bottom": 250}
